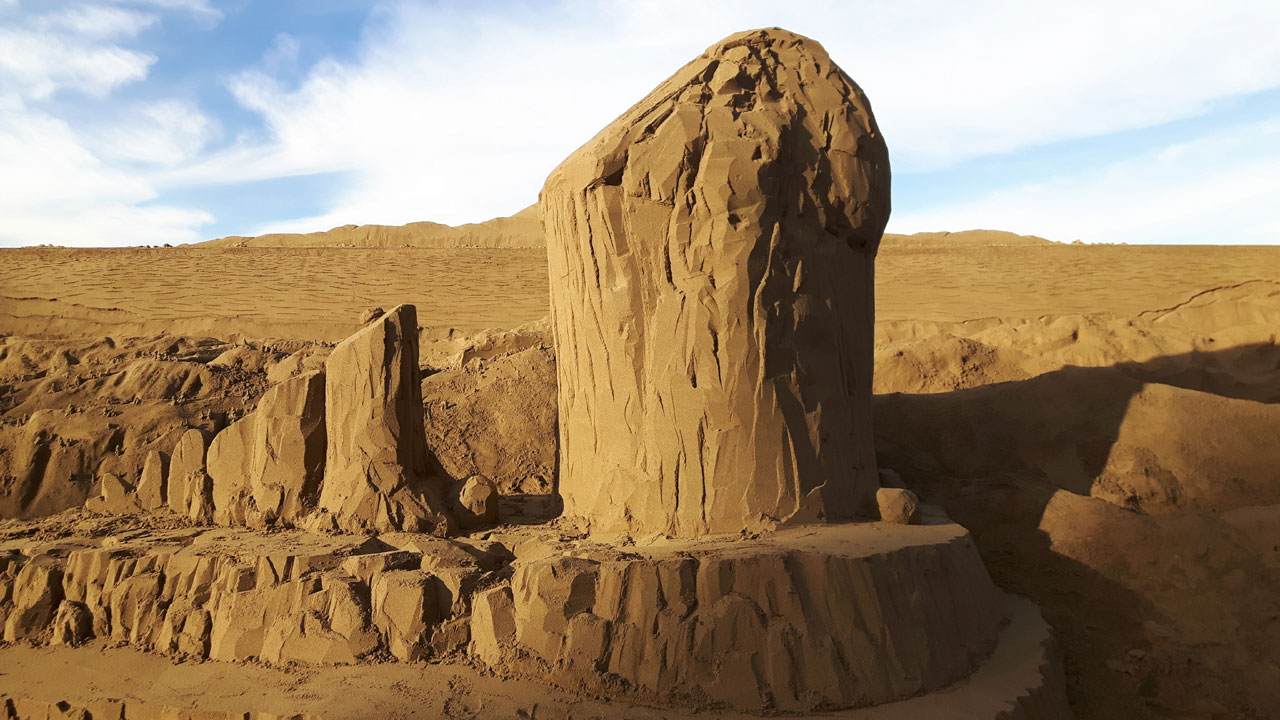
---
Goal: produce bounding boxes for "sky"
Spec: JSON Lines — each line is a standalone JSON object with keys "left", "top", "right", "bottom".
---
{"left": 1, "top": 0, "right": 1278, "bottom": 247}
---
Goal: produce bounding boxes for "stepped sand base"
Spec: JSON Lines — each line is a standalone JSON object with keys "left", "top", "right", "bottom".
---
{"left": 0, "top": 597, "right": 1064, "bottom": 720}
{"left": 0, "top": 513, "right": 1046, "bottom": 715}
{"left": 503, "top": 521, "right": 1008, "bottom": 711}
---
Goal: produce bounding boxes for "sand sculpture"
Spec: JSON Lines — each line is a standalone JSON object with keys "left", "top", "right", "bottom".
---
{"left": 541, "top": 28, "right": 890, "bottom": 537}
{"left": 0, "top": 28, "right": 1076, "bottom": 720}
{"left": 206, "top": 370, "right": 327, "bottom": 528}
{"left": 318, "top": 304, "right": 453, "bottom": 534}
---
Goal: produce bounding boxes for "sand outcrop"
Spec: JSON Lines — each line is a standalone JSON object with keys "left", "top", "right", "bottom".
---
{"left": 541, "top": 28, "right": 890, "bottom": 537}
{"left": 318, "top": 305, "right": 452, "bottom": 534}
{"left": 166, "top": 429, "right": 212, "bottom": 522}
{"left": 0, "top": 526, "right": 498, "bottom": 667}
{"left": 206, "top": 370, "right": 327, "bottom": 528}
{"left": 135, "top": 451, "right": 167, "bottom": 511}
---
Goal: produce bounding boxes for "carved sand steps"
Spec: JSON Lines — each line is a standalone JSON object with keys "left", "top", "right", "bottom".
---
{"left": 0, "top": 595, "right": 1067, "bottom": 719}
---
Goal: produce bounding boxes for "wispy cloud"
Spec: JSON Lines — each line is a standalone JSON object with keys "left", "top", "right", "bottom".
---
{"left": 890, "top": 120, "right": 1280, "bottom": 244}
{"left": 176, "top": 0, "right": 1280, "bottom": 239}
{"left": 0, "top": 0, "right": 219, "bottom": 246}
{"left": 1, "top": 0, "right": 1278, "bottom": 246}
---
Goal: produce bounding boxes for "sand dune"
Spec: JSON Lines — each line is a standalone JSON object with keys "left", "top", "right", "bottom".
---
{"left": 201, "top": 205, "right": 543, "bottom": 249}
{"left": 3, "top": 244, "right": 1278, "bottom": 342}
{"left": 197, "top": 206, "right": 1054, "bottom": 251}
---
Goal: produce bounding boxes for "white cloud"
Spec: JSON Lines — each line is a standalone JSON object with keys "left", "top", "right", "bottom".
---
{"left": 36, "top": 5, "right": 157, "bottom": 39}
{"left": 93, "top": 99, "right": 220, "bottom": 165}
{"left": 110, "top": 0, "right": 221, "bottom": 21}
{"left": 165, "top": 0, "right": 1280, "bottom": 236}
{"left": 888, "top": 120, "right": 1280, "bottom": 244}
{"left": 0, "top": 96, "right": 213, "bottom": 246}
{"left": 0, "top": 2, "right": 219, "bottom": 246}
{"left": 0, "top": 26, "right": 155, "bottom": 99}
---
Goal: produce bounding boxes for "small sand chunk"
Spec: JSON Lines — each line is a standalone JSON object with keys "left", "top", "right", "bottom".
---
{"left": 877, "top": 487, "right": 921, "bottom": 525}
{"left": 470, "top": 585, "right": 515, "bottom": 667}
{"left": 448, "top": 474, "right": 499, "bottom": 530}
{"left": 50, "top": 601, "right": 92, "bottom": 646}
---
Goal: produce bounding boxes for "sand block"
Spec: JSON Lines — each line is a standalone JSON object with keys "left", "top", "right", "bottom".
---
{"left": 541, "top": 28, "right": 891, "bottom": 537}
{"left": 167, "top": 429, "right": 212, "bottom": 522}
{"left": 318, "top": 305, "right": 452, "bottom": 534}
{"left": 136, "top": 450, "right": 168, "bottom": 510}
{"left": 207, "top": 371, "right": 327, "bottom": 528}
{"left": 469, "top": 585, "right": 516, "bottom": 668}
{"left": 370, "top": 570, "right": 442, "bottom": 661}
{"left": 2, "top": 554, "right": 64, "bottom": 642}
{"left": 510, "top": 521, "right": 1005, "bottom": 712}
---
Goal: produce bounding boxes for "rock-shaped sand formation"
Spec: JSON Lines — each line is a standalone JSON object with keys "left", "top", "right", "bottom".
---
{"left": 207, "top": 370, "right": 327, "bottom": 528}
{"left": 318, "top": 304, "right": 452, "bottom": 533}
{"left": 540, "top": 27, "right": 890, "bottom": 537}
{"left": 166, "top": 429, "right": 212, "bottom": 522}
{"left": 135, "top": 450, "right": 167, "bottom": 511}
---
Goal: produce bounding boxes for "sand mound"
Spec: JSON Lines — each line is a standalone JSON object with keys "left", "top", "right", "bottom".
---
{"left": 202, "top": 205, "right": 543, "bottom": 249}
{"left": 199, "top": 210, "right": 1053, "bottom": 251}
{"left": 881, "top": 229, "right": 1056, "bottom": 246}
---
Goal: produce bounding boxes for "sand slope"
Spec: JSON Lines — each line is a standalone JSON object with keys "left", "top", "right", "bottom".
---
{"left": 4, "top": 244, "right": 1278, "bottom": 342}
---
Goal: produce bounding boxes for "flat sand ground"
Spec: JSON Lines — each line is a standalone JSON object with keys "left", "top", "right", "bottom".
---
{"left": 4, "top": 245, "right": 1279, "bottom": 340}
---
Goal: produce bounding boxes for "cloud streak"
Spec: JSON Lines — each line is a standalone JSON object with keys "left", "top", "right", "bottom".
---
{"left": 0, "top": 1, "right": 219, "bottom": 246}
{"left": 1, "top": 0, "right": 1277, "bottom": 246}
{"left": 184, "top": 0, "right": 1280, "bottom": 242}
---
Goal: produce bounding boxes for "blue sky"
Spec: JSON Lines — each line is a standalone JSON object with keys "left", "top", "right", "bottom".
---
{"left": 1, "top": 0, "right": 1278, "bottom": 247}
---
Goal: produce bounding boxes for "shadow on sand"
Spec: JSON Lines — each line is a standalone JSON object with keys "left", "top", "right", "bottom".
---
{"left": 873, "top": 342, "right": 1280, "bottom": 719}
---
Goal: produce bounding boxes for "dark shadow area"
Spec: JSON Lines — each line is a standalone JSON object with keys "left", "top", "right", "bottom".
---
{"left": 497, "top": 492, "right": 563, "bottom": 526}
{"left": 873, "top": 342, "right": 1280, "bottom": 719}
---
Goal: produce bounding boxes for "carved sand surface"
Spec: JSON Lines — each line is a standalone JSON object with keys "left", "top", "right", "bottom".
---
{"left": 542, "top": 29, "right": 888, "bottom": 537}
{"left": 1, "top": 24, "right": 1278, "bottom": 720}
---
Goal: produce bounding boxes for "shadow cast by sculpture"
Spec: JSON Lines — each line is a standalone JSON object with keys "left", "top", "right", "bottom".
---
{"left": 873, "top": 341, "right": 1280, "bottom": 717}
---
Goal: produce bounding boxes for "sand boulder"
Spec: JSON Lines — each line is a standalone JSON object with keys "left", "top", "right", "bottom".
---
{"left": 540, "top": 28, "right": 890, "bottom": 537}
{"left": 49, "top": 600, "right": 92, "bottom": 646}
{"left": 318, "top": 305, "right": 452, "bottom": 534}
{"left": 448, "top": 475, "right": 499, "bottom": 530}
{"left": 877, "top": 487, "right": 921, "bottom": 524}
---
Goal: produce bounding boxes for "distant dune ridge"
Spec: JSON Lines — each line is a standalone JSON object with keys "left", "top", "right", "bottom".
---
{"left": 202, "top": 205, "right": 544, "bottom": 248}
{"left": 203, "top": 206, "right": 1051, "bottom": 248}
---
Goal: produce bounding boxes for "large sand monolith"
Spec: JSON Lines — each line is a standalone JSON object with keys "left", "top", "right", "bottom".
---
{"left": 318, "top": 304, "right": 452, "bottom": 533}
{"left": 540, "top": 28, "right": 891, "bottom": 537}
